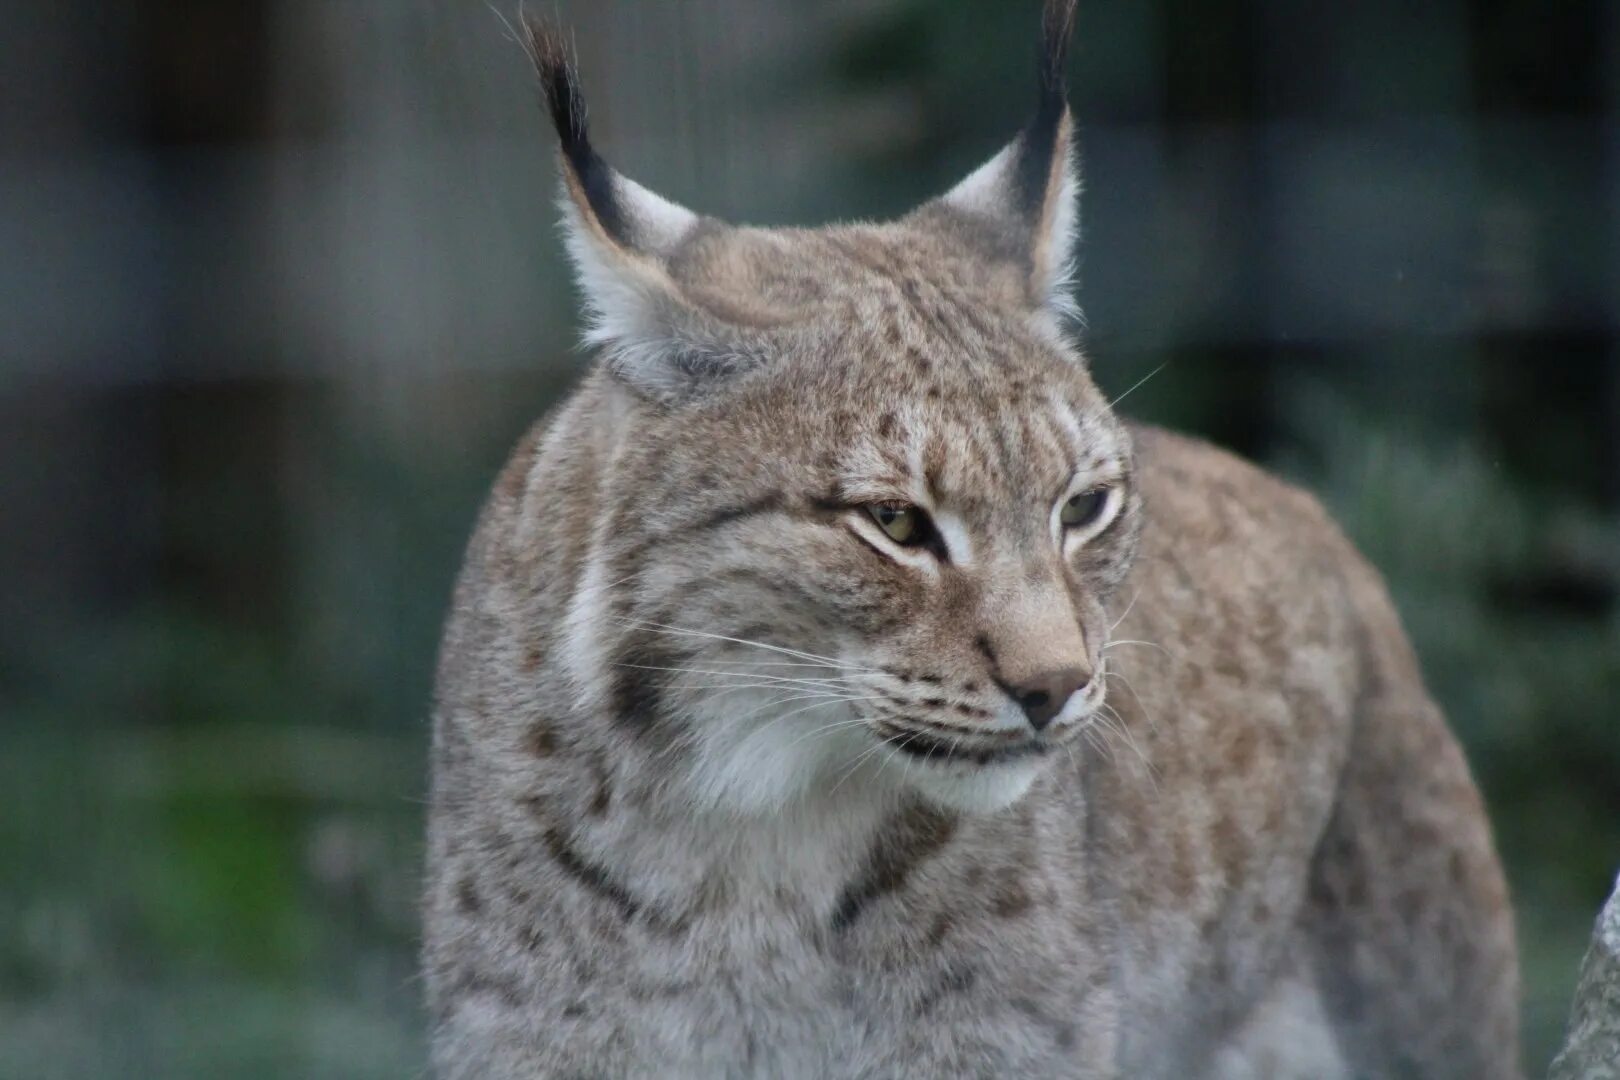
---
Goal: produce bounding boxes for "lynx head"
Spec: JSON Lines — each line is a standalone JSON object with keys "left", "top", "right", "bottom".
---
{"left": 528, "top": 1, "right": 1141, "bottom": 816}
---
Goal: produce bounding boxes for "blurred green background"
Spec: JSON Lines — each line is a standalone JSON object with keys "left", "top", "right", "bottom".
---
{"left": 1, "top": 1, "right": 1616, "bottom": 1076}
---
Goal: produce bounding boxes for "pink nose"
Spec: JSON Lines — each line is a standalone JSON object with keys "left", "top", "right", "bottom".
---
{"left": 1009, "top": 666, "right": 1090, "bottom": 730}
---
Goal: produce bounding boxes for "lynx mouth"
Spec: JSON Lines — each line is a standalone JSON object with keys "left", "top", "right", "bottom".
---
{"left": 878, "top": 725, "right": 1053, "bottom": 767}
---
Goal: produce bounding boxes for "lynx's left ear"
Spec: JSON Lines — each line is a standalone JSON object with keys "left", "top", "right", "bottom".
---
{"left": 936, "top": 0, "right": 1081, "bottom": 320}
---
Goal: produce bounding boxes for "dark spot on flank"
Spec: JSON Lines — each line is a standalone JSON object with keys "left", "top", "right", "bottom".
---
{"left": 562, "top": 1001, "right": 588, "bottom": 1019}
{"left": 925, "top": 911, "right": 955, "bottom": 947}
{"left": 521, "top": 642, "right": 545, "bottom": 672}
{"left": 526, "top": 720, "right": 559, "bottom": 757}
{"left": 588, "top": 762, "right": 613, "bottom": 817}
{"left": 877, "top": 412, "right": 898, "bottom": 439}
{"left": 1225, "top": 725, "right": 1259, "bottom": 774}
{"left": 455, "top": 876, "right": 483, "bottom": 915}
{"left": 831, "top": 802, "right": 958, "bottom": 933}
{"left": 991, "top": 880, "right": 1034, "bottom": 918}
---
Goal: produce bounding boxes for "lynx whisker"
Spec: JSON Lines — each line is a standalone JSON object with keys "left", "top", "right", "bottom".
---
{"left": 613, "top": 662, "right": 869, "bottom": 694}
{"left": 1095, "top": 703, "right": 1159, "bottom": 790}
{"left": 610, "top": 617, "right": 877, "bottom": 673}
{"left": 1101, "top": 638, "right": 1173, "bottom": 660}
{"left": 1103, "top": 668, "right": 1157, "bottom": 733}
{"left": 1108, "top": 589, "right": 1142, "bottom": 633}
{"left": 1107, "top": 361, "right": 1166, "bottom": 408}
{"left": 829, "top": 736, "right": 893, "bottom": 798}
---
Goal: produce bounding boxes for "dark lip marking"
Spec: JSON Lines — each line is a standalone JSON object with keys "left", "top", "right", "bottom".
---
{"left": 877, "top": 722, "right": 1050, "bottom": 766}
{"left": 875, "top": 701, "right": 1016, "bottom": 739}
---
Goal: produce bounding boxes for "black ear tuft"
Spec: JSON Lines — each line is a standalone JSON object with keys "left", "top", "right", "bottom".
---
{"left": 1015, "top": 0, "right": 1078, "bottom": 217}
{"left": 1037, "top": 0, "right": 1078, "bottom": 123}
{"left": 521, "top": 16, "right": 629, "bottom": 246}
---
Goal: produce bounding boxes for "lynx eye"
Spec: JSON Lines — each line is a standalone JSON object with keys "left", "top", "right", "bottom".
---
{"left": 1061, "top": 488, "right": 1111, "bottom": 530}
{"left": 868, "top": 503, "right": 930, "bottom": 546}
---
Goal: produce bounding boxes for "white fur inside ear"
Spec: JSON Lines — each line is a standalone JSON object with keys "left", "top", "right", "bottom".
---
{"left": 1040, "top": 150, "right": 1083, "bottom": 322}
{"left": 614, "top": 174, "right": 697, "bottom": 251}
{"left": 940, "top": 135, "right": 1082, "bottom": 322}
{"left": 558, "top": 196, "right": 670, "bottom": 355}
{"left": 556, "top": 174, "right": 702, "bottom": 398}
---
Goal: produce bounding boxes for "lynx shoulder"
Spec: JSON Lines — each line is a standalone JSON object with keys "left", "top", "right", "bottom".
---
{"left": 422, "top": 4, "right": 1519, "bottom": 1076}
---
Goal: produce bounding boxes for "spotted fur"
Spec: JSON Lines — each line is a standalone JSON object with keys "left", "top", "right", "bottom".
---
{"left": 423, "top": 4, "right": 1519, "bottom": 1076}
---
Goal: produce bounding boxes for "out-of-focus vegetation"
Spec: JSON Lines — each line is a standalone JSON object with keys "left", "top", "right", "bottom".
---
{"left": 1, "top": 1, "right": 1615, "bottom": 1076}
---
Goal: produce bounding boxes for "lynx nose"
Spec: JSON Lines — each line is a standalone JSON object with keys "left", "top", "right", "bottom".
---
{"left": 1011, "top": 666, "right": 1090, "bottom": 731}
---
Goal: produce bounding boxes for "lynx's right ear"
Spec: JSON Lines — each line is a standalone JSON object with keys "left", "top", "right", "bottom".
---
{"left": 522, "top": 19, "right": 750, "bottom": 402}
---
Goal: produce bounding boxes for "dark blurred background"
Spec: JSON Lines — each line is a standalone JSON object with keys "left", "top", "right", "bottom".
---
{"left": 1, "top": 1, "right": 1616, "bottom": 1075}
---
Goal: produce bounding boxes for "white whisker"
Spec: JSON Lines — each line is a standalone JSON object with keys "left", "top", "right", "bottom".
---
{"left": 1108, "top": 361, "right": 1166, "bottom": 409}
{"left": 612, "top": 662, "right": 867, "bottom": 692}
{"left": 1101, "top": 639, "right": 1172, "bottom": 659}
{"left": 610, "top": 617, "right": 877, "bottom": 673}
{"left": 1108, "top": 589, "right": 1141, "bottom": 633}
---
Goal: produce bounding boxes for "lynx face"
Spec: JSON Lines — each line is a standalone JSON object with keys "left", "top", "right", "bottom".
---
{"left": 531, "top": 10, "right": 1138, "bottom": 814}
{"left": 557, "top": 229, "right": 1143, "bottom": 815}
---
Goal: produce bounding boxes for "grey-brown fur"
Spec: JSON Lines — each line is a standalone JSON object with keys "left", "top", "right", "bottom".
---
{"left": 423, "top": 5, "right": 1519, "bottom": 1076}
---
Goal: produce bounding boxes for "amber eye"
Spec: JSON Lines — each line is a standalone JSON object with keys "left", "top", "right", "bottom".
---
{"left": 1060, "top": 488, "right": 1111, "bottom": 530}
{"left": 868, "top": 503, "right": 929, "bottom": 546}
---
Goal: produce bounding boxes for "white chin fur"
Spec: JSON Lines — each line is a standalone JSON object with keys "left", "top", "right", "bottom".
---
{"left": 680, "top": 693, "right": 873, "bottom": 815}
{"left": 679, "top": 689, "right": 1045, "bottom": 817}
{"left": 901, "top": 757, "right": 1044, "bottom": 814}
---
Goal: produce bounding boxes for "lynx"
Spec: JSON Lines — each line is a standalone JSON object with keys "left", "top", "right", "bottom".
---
{"left": 422, "top": 4, "right": 1520, "bottom": 1076}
